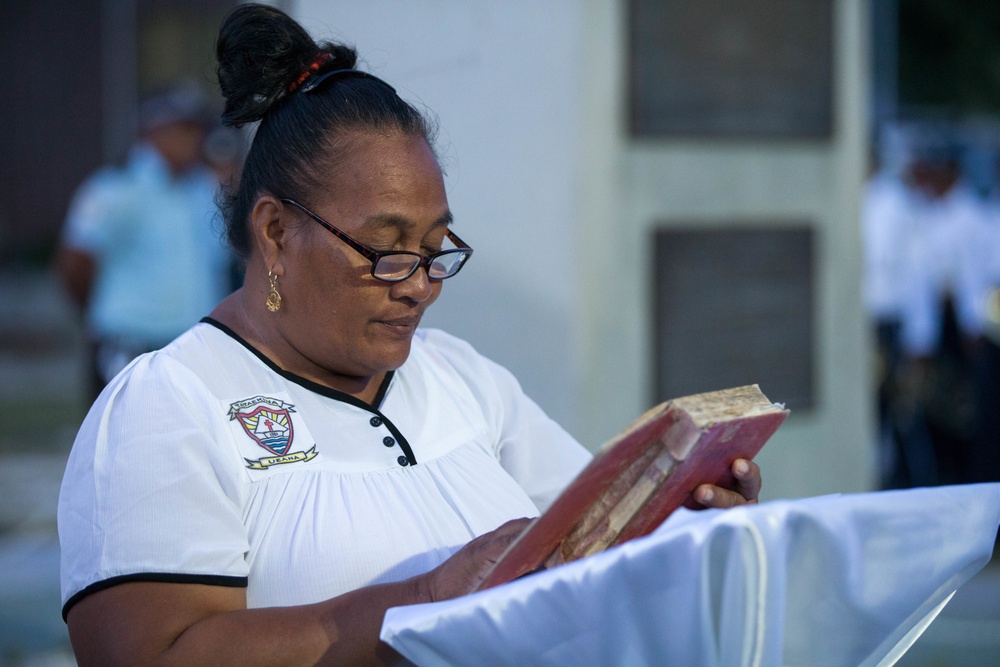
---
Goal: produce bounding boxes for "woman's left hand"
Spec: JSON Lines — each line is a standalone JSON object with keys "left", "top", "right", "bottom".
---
{"left": 692, "top": 458, "right": 761, "bottom": 509}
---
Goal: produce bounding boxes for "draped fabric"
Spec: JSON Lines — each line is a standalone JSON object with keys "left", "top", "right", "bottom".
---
{"left": 382, "top": 483, "right": 1000, "bottom": 667}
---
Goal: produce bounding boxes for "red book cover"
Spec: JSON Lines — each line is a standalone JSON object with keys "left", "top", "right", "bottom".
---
{"left": 476, "top": 385, "right": 789, "bottom": 590}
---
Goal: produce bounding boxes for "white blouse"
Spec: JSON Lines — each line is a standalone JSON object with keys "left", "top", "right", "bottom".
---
{"left": 58, "top": 321, "right": 592, "bottom": 617}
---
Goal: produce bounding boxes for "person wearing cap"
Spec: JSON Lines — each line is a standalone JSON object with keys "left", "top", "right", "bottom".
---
{"left": 896, "top": 137, "right": 994, "bottom": 486}
{"left": 57, "top": 83, "right": 233, "bottom": 398}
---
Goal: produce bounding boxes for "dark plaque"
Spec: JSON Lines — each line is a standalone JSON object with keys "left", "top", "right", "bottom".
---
{"left": 629, "top": 0, "right": 833, "bottom": 138}
{"left": 652, "top": 226, "right": 815, "bottom": 410}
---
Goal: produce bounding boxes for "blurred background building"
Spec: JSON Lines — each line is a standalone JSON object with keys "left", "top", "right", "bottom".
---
{"left": 0, "top": 0, "right": 998, "bottom": 665}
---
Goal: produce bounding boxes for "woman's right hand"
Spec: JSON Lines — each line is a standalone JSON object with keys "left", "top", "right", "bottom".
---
{"left": 422, "top": 517, "right": 533, "bottom": 601}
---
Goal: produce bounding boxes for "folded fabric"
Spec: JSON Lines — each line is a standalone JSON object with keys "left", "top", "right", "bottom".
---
{"left": 381, "top": 483, "right": 1000, "bottom": 667}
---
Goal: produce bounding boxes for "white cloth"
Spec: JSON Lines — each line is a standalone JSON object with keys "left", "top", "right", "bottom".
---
{"left": 861, "top": 172, "right": 918, "bottom": 321}
{"left": 58, "top": 322, "right": 592, "bottom": 617}
{"left": 62, "top": 144, "right": 231, "bottom": 345}
{"left": 381, "top": 483, "right": 1000, "bottom": 667}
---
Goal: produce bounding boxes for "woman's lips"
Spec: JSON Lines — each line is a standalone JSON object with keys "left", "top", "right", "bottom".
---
{"left": 375, "top": 315, "right": 421, "bottom": 334}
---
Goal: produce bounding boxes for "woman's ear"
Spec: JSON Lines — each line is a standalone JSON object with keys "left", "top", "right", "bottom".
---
{"left": 250, "top": 196, "right": 291, "bottom": 276}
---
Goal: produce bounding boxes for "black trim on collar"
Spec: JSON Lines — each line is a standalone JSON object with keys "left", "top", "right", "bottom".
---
{"left": 62, "top": 573, "right": 247, "bottom": 622}
{"left": 371, "top": 371, "right": 393, "bottom": 407}
{"left": 201, "top": 318, "right": 395, "bottom": 410}
{"left": 200, "top": 318, "right": 416, "bottom": 466}
{"left": 380, "top": 418, "right": 418, "bottom": 466}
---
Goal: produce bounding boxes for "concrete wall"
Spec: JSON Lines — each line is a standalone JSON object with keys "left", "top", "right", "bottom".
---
{"left": 293, "top": 0, "right": 875, "bottom": 499}
{"left": 597, "top": 2, "right": 876, "bottom": 498}
{"left": 296, "top": 0, "right": 586, "bottom": 435}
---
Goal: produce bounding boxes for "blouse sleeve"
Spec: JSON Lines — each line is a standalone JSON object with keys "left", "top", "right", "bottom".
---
{"left": 487, "top": 358, "right": 593, "bottom": 511}
{"left": 61, "top": 170, "right": 129, "bottom": 255}
{"left": 57, "top": 351, "right": 250, "bottom": 619}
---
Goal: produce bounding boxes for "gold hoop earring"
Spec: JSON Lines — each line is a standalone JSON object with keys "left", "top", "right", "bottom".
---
{"left": 266, "top": 271, "right": 282, "bottom": 312}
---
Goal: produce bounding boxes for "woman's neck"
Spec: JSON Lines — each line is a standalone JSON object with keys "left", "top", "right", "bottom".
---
{"left": 210, "top": 289, "right": 386, "bottom": 405}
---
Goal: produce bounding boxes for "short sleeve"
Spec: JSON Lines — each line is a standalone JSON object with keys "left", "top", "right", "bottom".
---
{"left": 58, "top": 352, "right": 250, "bottom": 619}
{"left": 483, "top": 358, "right": 592, "bottom": 511}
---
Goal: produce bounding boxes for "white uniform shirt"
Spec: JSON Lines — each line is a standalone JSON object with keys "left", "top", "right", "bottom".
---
{"left": 900, "top": 183, "right": 989, "bottom": 354}
{"left": 62, "top": 145, "right": 231, "bottom": 345}
{"left": 58, "top": 321, "right": 592, "bottom": 618}
{"left": 861, "top": 171, "right": 918, "bottom": 321}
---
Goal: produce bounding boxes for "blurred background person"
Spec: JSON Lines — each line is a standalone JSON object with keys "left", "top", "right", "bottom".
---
{"left": 896, "top": 136, "right": 990, "bottom": 487}
{"left": 864, "top": 128, "right": 1000, "bottom": 490}
{"left": 968, "top": 161, "right": 1000, "bottom": 485}
{"left": 861, "top": 143, "right": 925, "bottom": 488}
{"left": 55, "top": 83, "right": 233, "bottom": 400}
{"left": 204, "top": 123, "right": 245, "bottom": 192}
{"left": 203, "top": 123, "right": 248, "bottom": 292}
{"left": 973, "top": 285, "right": 1000, "bottom": 484}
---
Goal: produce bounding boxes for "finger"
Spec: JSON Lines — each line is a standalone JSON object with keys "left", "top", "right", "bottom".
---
{"left": 451, "top": 518, "right": 533, "bottom": 597}
{"left": 464, "top": 517, "right": 533, "bottom": 562}
{"left": 693, "top": 483, "right": 752, "bottom": 509}
{"left": 490, "top": 518, "right": 533, "bottom": 553}
{"left": 492, "top": 517, "right": 534, "bottom": 537}
{"left": 731, "top": 458, "right": 762, "bottom": 502}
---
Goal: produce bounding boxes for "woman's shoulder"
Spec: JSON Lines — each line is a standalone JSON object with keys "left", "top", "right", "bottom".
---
{"left": 411, "top": 328, "right": 502, "bottom": 378}
{"left": 97, "top": 324, "right": 238, "bottom": 406}
{"left": 409, "top": 327, "right": 524, "bottom": 398}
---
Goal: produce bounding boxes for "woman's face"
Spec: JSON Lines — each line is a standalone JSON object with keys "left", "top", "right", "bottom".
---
{"left": 274, "top": 130, "right": 452, "bottom": 383}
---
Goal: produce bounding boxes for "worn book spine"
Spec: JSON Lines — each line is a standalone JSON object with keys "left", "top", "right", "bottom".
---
{"left": 480, "top": 403, "right": 676, "bottom": 586}
{"left": 612, "top": 408, "right": 787, "bottom": 546}
{"left": 476, "top": 385, "right": 788, "bottom": 591}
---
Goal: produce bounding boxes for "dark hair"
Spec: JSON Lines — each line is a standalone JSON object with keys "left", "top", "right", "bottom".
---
{"left": 215, "top": 3, "right": 436, "bottom": 257}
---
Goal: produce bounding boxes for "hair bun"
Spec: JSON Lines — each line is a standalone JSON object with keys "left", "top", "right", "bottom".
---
{"left": 215, "top": 3, "right": 357, "bottom": 127}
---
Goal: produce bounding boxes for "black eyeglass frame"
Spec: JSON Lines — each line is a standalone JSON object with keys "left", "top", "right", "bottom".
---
{"left": 280, "top": 198, "right": 473, "bottom": 283}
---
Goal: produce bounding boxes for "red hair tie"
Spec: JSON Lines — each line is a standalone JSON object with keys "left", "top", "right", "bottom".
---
{"left": 287, "top": 52, "right": 334, "bottom": 94}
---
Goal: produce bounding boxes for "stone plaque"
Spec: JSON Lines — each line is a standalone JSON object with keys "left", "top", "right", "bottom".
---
{"left": 652, "top": 226, "right": 815, "bottom": 410}
{"left": 629, "top": 0, "right": 833, "bottom": 138}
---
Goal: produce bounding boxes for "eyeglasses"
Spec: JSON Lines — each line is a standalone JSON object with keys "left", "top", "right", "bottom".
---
{"left": 280, "top": 198, "right": 473, "bottom": 283}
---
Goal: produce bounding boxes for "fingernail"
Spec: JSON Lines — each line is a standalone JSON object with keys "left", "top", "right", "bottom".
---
{"left": 700, "top": 487, "right": 714, "bottom": 503}
{"left": 734, "top": 460, "right": 749, "bottom": 476}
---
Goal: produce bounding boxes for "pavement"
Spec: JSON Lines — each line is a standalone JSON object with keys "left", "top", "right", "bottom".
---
{"left": 0, "top": 265, "right": 997, "bottom": 666}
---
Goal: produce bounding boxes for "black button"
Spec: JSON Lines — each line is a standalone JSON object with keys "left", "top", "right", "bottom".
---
{"left": 369, "top": 416, "right": 382, "bottom": 427}
{"left": 383, "top": 436, "right": 395, "bottom": 447}
{"left": 397, "top": 455, "right": 409, "bottom": 467}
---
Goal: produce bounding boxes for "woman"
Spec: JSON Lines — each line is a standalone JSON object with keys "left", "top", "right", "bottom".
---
{"left": 58, "top": 5, "right": 762, "bottom": 665}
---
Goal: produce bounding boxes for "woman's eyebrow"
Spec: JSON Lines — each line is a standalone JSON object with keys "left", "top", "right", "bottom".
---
{"left": 361, "top": 211, "right": 455, "bottom": 233}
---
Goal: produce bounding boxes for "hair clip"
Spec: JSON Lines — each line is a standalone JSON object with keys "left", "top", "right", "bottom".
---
{"left": 299, "top": 69, "right": 397, "bottom": 95}
{"left": 287, "top": 53, "right": 334, "bottom": 94}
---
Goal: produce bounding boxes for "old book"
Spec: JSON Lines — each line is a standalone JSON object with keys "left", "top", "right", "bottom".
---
{"left": 476, "top": 384, "right": 789, "bottom": 590}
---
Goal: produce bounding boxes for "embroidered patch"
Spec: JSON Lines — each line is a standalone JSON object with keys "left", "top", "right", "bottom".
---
{"left": 228, "top": 395, "right": 318, "bottom": 470}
